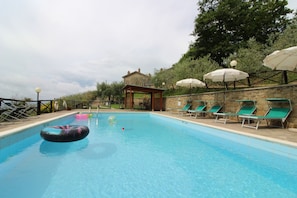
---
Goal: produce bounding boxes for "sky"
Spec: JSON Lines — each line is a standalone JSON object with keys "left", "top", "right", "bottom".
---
{"left": 1, "top": 0, "right": 297, "bottom": 100}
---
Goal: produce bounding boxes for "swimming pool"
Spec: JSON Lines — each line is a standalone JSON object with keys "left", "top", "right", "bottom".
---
{"left": 0, "top": 112, "right": 297, "bottom": 197}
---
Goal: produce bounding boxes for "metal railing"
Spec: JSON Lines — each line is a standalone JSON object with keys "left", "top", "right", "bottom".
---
{"left": 0, "top": 98, "right": 95, "bottom": 123}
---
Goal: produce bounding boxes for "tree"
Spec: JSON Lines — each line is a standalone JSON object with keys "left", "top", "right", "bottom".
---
{"left": 268, "top": 15, "right": 297, "bottom": 50}
{"left": 152, "top": 67, "right": 176, "bottom": 89}
{"left": 265, "top": 16, "right": 297, "bottom": 84}
{"left": 152, "top": 55, "right": 220, "bottom": 92}
{"left": 225, "top": 38, "right": 265, "bottom": 74}
{"left": 60, "top": 90, "right": 97, "bottom": 109}
{"left": 173, "top": 55, "right": 220, "bottom": 81}
{"left": 224, "top": 17, "right": 297, "bottom": 86}
{"left": 96, "top": 81, "right": 124, "bottom": 104}
{"left": 110, "top": 81, "right": 125, "bottom": 103}
{"left": 188, "top": 0, "right": 292, "bottom": 64}
{"left": 96, "top": 82, "right": 109, "bottom": 100}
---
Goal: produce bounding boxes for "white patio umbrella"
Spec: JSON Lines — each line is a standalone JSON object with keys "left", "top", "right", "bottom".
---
{"left": 203, "top": 68, "right": 249, "bottom": 82}
{"left": 263, "top": 46, "right": 297, "bottom": 84}
{"left": 263, "top": 46, "right": 297, "bottom": 71}
{"left": 176, "top": 78, "right": 206, "bottom": 88}
{"left": 203, "top": 68, "right": 249, "bottom": 102}
{"left": 176, "top": 78, "right": 205, "bottom": 95}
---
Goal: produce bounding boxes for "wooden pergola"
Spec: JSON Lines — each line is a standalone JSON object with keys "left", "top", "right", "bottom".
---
{"left": 123, "top": 84, "right": 165, "bottom": 111}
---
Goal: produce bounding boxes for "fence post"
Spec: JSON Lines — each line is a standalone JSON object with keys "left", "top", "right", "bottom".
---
{"left": 50, "top": 100, "right": 53, "bottom": 112}
{"left": 37, "top": 101, "right": 41, "bottom": 115}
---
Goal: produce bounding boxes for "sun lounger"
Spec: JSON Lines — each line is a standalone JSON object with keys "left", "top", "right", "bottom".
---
{"left": 214, "top": 100, "right": 256, "bottom": 124}
{"left": 19, "top": 105, "right": 35, "bottom": 118}
{"left": 0, "top": 108, "right": 21, "bottom": 122}
{"left": 177, "top": 103, "right": 192, "bottom": 116}
{"left": 239, "top": 98, "right": 292, "bottom": 129}
{"left": 0, "top": 101, "right": 35, "bottom": 122}
{"left": 188, "top": 104, "right": 207, "bottom": 117}
{"left": 196, "top": 105, "right": 223, "bottom": 118}
{"left": 2, "top": 102, "right": 31, "bottom": 118}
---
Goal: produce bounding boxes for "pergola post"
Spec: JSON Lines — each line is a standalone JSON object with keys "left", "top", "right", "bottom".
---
{"left": 129, "top": 88, "right": 133, "bottom": 109}
{"left": 124, "top": 89, "right": 127, "bottom": 109}
{"left": 151, "top": 92, "right": 154, "bottom": 111}
{"left": 160, "top": 92, "right": 163, "bottom": 111}
{"left": 122, "top": 85, "right": 165, "bottom": 111}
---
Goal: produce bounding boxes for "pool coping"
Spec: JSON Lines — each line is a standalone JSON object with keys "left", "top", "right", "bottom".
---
{"left": 154, "top": 112, "right": 297, "bottom": 148}
{"left": 0, "top": 112, "right": 77, "bottom": 139}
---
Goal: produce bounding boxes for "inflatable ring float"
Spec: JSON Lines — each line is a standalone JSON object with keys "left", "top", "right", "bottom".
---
{"left": 40, "top": 125, "right": 89, "bottom": 142}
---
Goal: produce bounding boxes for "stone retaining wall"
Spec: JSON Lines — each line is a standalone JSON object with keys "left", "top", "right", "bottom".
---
{"left": 164, "top": 84, "right": 297, "bottom": 128}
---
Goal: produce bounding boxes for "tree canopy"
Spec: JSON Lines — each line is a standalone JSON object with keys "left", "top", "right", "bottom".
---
{"left": 186, "top": 0, "right": 292, "bottom": 64}
{"left": 96, "top": 81, "right": 124, "bottom": 103}
{"left": 153, "top": 14, "right": 297, "bottom": 93}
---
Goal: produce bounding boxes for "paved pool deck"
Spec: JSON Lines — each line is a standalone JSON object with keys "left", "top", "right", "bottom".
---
{"left": 1, "top": 109, "right": 297, "bottom": 147}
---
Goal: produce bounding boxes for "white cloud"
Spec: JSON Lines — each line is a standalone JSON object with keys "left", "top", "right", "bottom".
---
{"left": 288, "top": 0, "right": 297, "bottom": 11}
{"left": 4, "top": 0, "right": 295, "bottom": 100}
{"left": 0, "top": 0, "right": 197, "bottom": 99}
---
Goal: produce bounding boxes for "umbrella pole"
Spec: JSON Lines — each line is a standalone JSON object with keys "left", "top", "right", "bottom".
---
{"left": 223, "top": 73, "right": 228, "bottom": 90}
{"left": 224, "top": 82, "right": 228, "bottom": 90}
{"left": 282, "top": 71, "right": 288, "bottom": 84}
{"left": 247, "top": 77, "right": 251, "bottom": 87}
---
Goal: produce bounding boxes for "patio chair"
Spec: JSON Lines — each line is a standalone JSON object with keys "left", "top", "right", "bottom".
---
{"left": 1, "top": 101, "right": 35, "bottom": 122}
{"left": 0, "top": 109, "right": 9, "bottom": 122}
{"left": 0, "top": 107, "right": 21, "bottom": 122}
{"left": 2, "top": 102, "right": 31, "bottom": 118}
{"left": 239, "top": 98, "right": 292, "bottom": 130}
{"left": 177, "top": 103, "right": 192, "bottom": 116}
{"left": 188, "top": 104, "right": 207, "bottom": 117}
{"left": 214, "top": 100, "right": 256, "bottom": 124}
{"left": 196, "top": 105, "right": 223, "bottom": 118}
{"left": 19, "top": 105, "right": 35, "bottom": 118}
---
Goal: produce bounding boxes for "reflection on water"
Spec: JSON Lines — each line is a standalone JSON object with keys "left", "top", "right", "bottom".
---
{"left": 39, "top": 139, "right": 116, "bottom": 159}
{"left": 79, "top": 142, "right": 117, "bottom": 159}
{"left": 39, "top": 138, "right": 89, "bottom": 156}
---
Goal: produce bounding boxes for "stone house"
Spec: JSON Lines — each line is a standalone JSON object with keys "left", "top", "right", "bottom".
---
{"left": 122, "top": 68, "right": 152, "bottom": 87}
{"left": 122, "top": 68, "right": 164, "bottom": 110}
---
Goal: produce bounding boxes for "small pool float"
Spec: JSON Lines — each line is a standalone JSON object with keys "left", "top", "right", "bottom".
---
{"left": 41, "top": 125, "right": 89, "bottom": 142}
{"left": 75, "top": 114, "right": 89, "bottom": 119}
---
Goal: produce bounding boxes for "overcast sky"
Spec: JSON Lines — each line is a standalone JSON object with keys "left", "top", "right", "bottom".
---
{"left": 1, "top": 0, "right": 297, "bottom": 100}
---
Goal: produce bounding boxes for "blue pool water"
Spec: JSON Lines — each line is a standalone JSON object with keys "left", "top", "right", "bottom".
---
{"left": 1, "top": 113, "right": 297, "bottom": 197}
